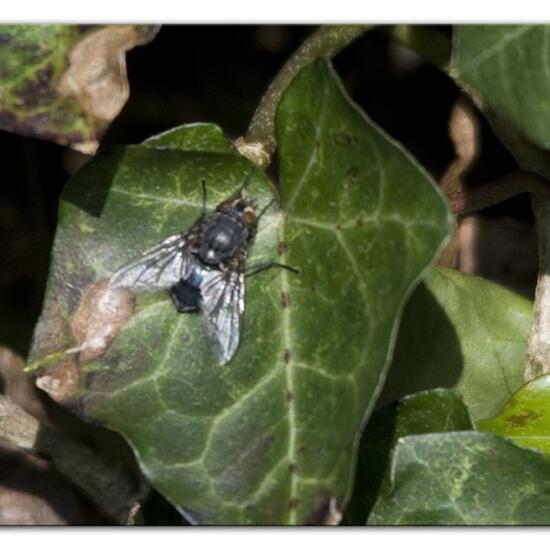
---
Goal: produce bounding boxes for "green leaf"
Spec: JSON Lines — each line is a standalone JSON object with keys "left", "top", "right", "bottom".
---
{"left": 29, "top": 60, "right": 451, "bottom": 524}
{"left": 0, "top": 24, "right": 155, "bottom": 152}
{"left": 380, "top": 267, "right": 533, "bottom": 422}
{"left": 369, "top": 432, "right": 550, "bottom": 525}
{"left": 344, "top": 388, "right": 472, "bottom": 525}
{"left": 480, "top": 374, "right": 550, "bottom": 456}
{"left": 452, "top": 25, "right": 550, "bottom": 150}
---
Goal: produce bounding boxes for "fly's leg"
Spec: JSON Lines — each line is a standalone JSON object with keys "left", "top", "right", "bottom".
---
{"left": 245, "top": 261, "right": 299, "bottom": 278}
{"left": 198, "top": 178, "right": 207, "bottom": 220}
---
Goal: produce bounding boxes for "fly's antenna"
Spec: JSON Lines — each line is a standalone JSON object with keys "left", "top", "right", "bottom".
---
{"left": 257, "top": 198, "right": 276, "bottom": 221}
{"left": 239, "top": 166, "right": 255, "bottom": 196}
{"left": 199, "top": 178, "right": 207, "bottom": 219}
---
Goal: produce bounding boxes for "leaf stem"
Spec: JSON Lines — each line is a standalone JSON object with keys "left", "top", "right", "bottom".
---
{"left": 446, "top": 171, "right": 550, "bottom": 216}
{"left": 245, "top": 25, "right": 371, "bottom": 161}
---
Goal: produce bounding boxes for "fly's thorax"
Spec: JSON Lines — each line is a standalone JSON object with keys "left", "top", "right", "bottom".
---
{"left": 199, "top": 212, "right": 250, "bottom": 265}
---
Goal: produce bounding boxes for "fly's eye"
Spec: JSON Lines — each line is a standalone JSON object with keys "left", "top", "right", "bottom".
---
{"left": 242, "top": 209, "right": 256, "bottom": 225}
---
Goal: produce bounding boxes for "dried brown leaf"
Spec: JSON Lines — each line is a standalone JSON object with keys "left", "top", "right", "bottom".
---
{"left": 0, "top": 24, "right": 158, "bottom": 152}
{"left": 438, "top": 97, "right": 480, "bottom": 268}
{"left": 0, "top": 442, "right": 106, "bottom": 525}
{"left": 0, "top": 347, "right": 49, "bottom": 422}
{"left": 0, "top": 393, "right": 147, "bottom": 524}
{"left": 58, "top": 25, "right": 157, "bottom": 154}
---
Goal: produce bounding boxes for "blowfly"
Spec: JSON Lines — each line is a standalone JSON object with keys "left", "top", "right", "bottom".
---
{"left": 109, "top": 175, "right": 290, "bottom": 365}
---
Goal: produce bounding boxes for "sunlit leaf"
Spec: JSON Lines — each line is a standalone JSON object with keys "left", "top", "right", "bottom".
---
{"left": 28, "top": 60, "right": 451, "bottom": 524}
{"left": 480, "top": 374, "right": 550, "bottom": 456}
{"left": 379, "top": 267, "right": 532, "bottom": 422}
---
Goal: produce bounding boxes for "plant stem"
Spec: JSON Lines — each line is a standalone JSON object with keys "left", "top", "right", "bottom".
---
{"left": 482, "top": 111, "right": 550, "bottom": 381}
{"left": 382, "top": 25, "right": 452, "bottom": 70}
{"left": 246, "top": 25, "right": 371, "bottom": 161}
{"left": 446, "top": 171, "right": 550, "bottom": 216}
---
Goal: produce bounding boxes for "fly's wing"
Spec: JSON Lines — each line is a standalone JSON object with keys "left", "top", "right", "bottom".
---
{"left": 109, "top": 233, "right": 199, "bottom": 291}
{"left": 200, "top": 260, "right": 245, "bottom": 365}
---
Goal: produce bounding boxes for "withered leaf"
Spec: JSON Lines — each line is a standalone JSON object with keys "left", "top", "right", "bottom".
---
{"left": 0, "top": 24, "right": 157, "bottom": 153}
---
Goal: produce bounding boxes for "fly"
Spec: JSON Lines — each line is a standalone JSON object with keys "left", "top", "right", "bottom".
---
{"left": 109, "top": 173, "right": 294, "bottom": 365}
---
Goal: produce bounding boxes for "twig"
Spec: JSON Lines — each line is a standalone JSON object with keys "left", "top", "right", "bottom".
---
{"left": 437, "top": 97, "right": 480, "bottom": 268}
{"left": 245, "top": 25, "right": 371, "bottom": 162}
{"left": 446, "top": 171, "right": 550, "bottom": 217}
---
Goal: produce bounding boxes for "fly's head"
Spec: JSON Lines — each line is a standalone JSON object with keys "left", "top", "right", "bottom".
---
{"left": 217, "top": 189, "right": 258, "bottom": 228}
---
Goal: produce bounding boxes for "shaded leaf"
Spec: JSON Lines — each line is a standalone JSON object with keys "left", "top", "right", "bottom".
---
{"left": 480, "top": 374, "right": 550, "bottom": 456}
{"left": 0, "top": 346, "right": 50, "bottom": 422}
{"left": 0, "top": 24, "right": 156, "bottom": 152}
{"left": 0, "top": 442, "right": 107, "bottom": 525}
{"left": 369, "top": 432, "right": 550, "bottom": 525}
{"left": 0, "top": 394, "right": 145, "bottom": 524}
{"left": 379, "top": 267, "right": 532, "bottom": 422}
{"left": 452, "top": 25, "right": 550, "bottom": 150}
{"left": 344, "top": 388, "right": 472, "bottom": 525}
{"left": 29, "top": 61, "right": 450, "bottom": 524}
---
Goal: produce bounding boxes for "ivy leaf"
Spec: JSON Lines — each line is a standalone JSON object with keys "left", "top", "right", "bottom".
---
{"left": 480, "top": 374, "right": 550, "bottom": 456}
{"left": 344, "top": 388, "right": 472, "bottom": 525}
{"left": 0, "top": 24, "right": 157, "bottom": 153}
{"left": 379, "top": 267, "right": 533, "bottom": 422}
{"left": 28, "top": 60, "right": 451, "bottom": 524}
{"left": 369, "top": 432, "right": 550, "bottom": 525}
{"left": 452, "top": 25, "right": 550, "bottom": 150}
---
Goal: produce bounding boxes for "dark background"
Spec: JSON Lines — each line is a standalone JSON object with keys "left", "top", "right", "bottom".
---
{"left": 0, "top": 25, "right": 536, "bottom": 358}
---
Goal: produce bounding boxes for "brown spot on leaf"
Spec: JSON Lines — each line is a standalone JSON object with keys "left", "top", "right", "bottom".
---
{"left": 71, "top": 278, "right": 135, "bottom": 362}
{"left": 277, "top": 241, "right": 288, "bottom": 255}
{"left": 285, "top": 391, "right": 293, "bottom": 402}
{"left": 281, "top": 292, "right": 291, "bottom": 308}
{"left": 506, "top": 410, "right": 541, "bottom": 427}
{"left": 16, "top": 65, "right": 56, "bottom": 108}
{"left": 334, "top": 132, "right": 354, "bottom": 146}
{"left": 283, "top": 349, "right": 291, "bottom": 364}
{"left": 35, "top": 360, "right": 80, "bottom": 406}
{"left": 356, "top": 216, "right": 364, "bottom": 227}
{"left": 288, "top": 498, "right": 299, "bottom": 510}
{"left": 288, "top": 463, "right": 297, "bottom": 474}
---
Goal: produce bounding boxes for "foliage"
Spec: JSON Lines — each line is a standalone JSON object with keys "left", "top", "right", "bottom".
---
{"left": 0, "top": 23, "right": 549, "bottom": 526}
{"left": 480, "top": 375, "right": 550, "bottom": 456}
{"left": 27, "top": 61, "right": 450, "bottom": 524}
{"left": 380, "top": 267, "right": 532, "bottom": 422}
{"left": 0, "top": 24, "right": 156, "bottom": 153}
